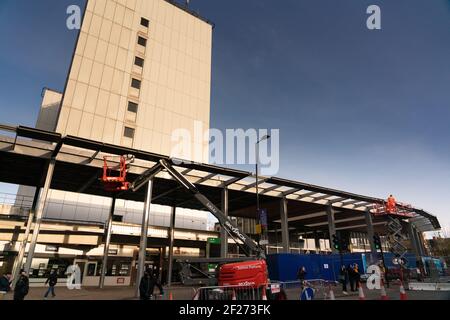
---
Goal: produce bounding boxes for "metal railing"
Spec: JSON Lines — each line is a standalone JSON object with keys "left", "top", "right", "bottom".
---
{"left": 193, "top": 285, "right": 267, "bottom": 301}
{"left": 271, "top": 279, "right": 339, "bottom": 300}
{"left": 193, "top": 279, "right": 340, "bottom": 300}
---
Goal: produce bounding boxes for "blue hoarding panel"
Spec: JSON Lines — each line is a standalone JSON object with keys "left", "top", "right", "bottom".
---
{"left": 267, "top": 253, "right": 426, "bottom": 282}
{"left": 267, "top": 253, "right": 365, "bottom": 282}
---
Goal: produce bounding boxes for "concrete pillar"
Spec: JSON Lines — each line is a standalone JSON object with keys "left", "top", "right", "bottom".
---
{"left": 327, "top": 205, "right": 338, "bottom": 253}
{"left": 365, "top": 209, "right": 377, "bottom": 253}
{"left": 99, "top": 196, "right": 116, "bottom": 289}
{"left": 167, "top": 206, "right": 176, "bottom": 286}
{"left": 23, "top": 159, "right": 56, "bottom": 274}
{"left": 280, "top": 197, "right": 290, "bottom": 253}
{"left": 135, "top": 181, "right": 154, "bottom": 298}
{"left": 220, "top": 188, "right": 228, "bottom": 258}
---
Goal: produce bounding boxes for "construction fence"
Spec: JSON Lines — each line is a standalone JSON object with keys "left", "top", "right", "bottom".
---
{"left": 192, "top": 280, "right": 339, "bottom": 301}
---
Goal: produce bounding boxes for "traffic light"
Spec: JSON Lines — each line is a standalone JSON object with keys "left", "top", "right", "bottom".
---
{"left": 341, "top": 238, "right": 349, "bottom": 251}
{"left": 332, "top": 234, "right": 340, "bottom": 251}
{"left": 373, "top": 234, "right": 382, "bottom": 250}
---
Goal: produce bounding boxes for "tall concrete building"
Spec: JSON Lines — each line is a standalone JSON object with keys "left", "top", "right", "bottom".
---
{"left": 59, "top": 0, "right": 212, "bottom": 158}
{"left": 18, "top": 0, "right": 214, "bottom": 230}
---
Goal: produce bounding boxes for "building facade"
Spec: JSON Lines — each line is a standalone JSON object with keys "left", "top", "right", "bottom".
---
{"left": 57, "top": 0, "right": 212, "bottom": 159}
{"left": 18, "top": 0, "right": 213, "bottom": 230}
{"left": 10, "top": 0, "right": 215, "bottom": 283}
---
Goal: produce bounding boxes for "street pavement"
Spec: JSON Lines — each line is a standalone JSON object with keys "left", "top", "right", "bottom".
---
{"left": 1, "top": 284, "right": 448, "bottom": 300}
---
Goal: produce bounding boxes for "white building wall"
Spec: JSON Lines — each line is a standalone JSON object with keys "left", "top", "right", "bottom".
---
{"left": 43, "top": 189, "right": 208, "bottom": 229}
{"left": 16, "top": 0, "right": 212, "bottom": 231}
{"left": 56, "top": 0, "right": 212, "bottom": 162}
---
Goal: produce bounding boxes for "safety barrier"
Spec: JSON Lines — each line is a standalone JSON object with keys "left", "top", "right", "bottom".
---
{"left": 408, "top": 282, "right": 450, "bottom": 291}
{"left": 193, "top": 284, "right": 267, "bottom": 301}
{"left": 272, "top": 279, "right": 340, "bottom": 300}
{"left": 193, "top": 280, "right": 339, "bottom": 300}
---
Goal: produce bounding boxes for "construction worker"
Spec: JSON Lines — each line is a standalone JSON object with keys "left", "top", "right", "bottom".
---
{"left": 386, "top": 194, "right": 396, "bottom": 213}
{"left": 353, "top": 263, "right": 361, "bottom": 289}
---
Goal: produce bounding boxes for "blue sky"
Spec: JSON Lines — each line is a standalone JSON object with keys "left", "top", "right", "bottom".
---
{"left": 0, "top": 0, "right": 449, "bottom": 233}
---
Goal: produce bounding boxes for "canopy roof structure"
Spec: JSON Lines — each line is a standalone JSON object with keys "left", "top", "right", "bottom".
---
{"left": 0, "top": 124, "right": 441, "bottom": 234}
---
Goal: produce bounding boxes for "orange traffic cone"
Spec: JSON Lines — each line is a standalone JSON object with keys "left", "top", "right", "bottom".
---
{"left": 380, "top": 279, "right": 389, "bottom": 300}
{"left": 169, "top": 292, "right": 173, "bottom": 300}
{"left": 399, "top": 283, "right": 408, "bottom": 300}
{"left": 358, "top": 283, "right": 366, "bottom": 300}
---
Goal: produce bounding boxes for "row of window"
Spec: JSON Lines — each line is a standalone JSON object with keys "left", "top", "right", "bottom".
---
{"left": 123, "top": 17, "right": 150, "bottom": 141}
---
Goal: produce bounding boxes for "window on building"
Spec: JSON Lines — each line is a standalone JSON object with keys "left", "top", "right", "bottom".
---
{"left": 134, "top": 56, "right": 144, "bottom": 68}
{"left": 131, "top": 78, "right": 141, "bottom": 89}
{"left": 138, "top": 36, "right": 147, "bottom": 47}
{"left": 128, "top": 101, "right": 138, "bottom": 113}
{"left": 141, "top": 18, "right": 150, "bottom": 28}
{"left": 124, "top": 127, "right": 135, "bottom": 139}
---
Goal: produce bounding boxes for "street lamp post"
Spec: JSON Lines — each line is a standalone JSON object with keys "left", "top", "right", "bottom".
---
{"left": 256, "top": 135, "right": 270, "bottom": 250}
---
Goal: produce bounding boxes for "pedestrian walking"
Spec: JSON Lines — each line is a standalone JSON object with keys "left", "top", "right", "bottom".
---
{"left": 14, "top": 270, "right": 29, "bottom": 301}
{"left": 150, "top": 266, "right": 164, "bottom": 297}
{"left": 139, "top": 269, "right": 152, "bottom": 300}
{"left": 339, "top": 265, "right": 349, "bottom": 295}
{"left": 347, "top": 264, "right": 356, "bottom": 292}
{"left": 44, "top": 269, "right": 58, "bottom": 299}
{"left": 353, "top": 263, "right": 361, "bottom": 289}
{"left": 0, "top": 272, "right": 12, "bottom": 300}
{"left": 297, "top": 266, "right": 307, "bottom": 288}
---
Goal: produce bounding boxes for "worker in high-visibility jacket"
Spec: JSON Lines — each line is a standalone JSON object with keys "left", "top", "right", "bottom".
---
{"left": 386, "top": 194, "right": 396, "bottom": 213}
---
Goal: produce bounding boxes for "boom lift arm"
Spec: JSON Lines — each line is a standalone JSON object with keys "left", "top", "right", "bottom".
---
{"left": 130, "top": 159, "right": 266, "bottom": 259}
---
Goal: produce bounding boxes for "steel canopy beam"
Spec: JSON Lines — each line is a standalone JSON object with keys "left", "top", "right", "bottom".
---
{"left": 240, "top": 178, "right": 270, "bottom": 191}
{"left": 195, "top": 173, "right": 217, "bottom": 184}
{"left": 259, "top": 184, "right": 281, "bottom": 195}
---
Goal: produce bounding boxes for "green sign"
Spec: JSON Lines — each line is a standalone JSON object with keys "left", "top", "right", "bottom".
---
{"left": 207, "top": 237, "right": 221, "bottom": 244}
{"left": 208, "top": 264, "right": 218, "bottom": 272}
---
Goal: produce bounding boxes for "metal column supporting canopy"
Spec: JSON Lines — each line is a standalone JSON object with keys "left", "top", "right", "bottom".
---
{"left": 280, "top": 197, "right": 290, "bottom": 253}
{"left": 99, "top": 197, "right": 116, "bottom": 289}
{"left": 135, "top": 180, "right": 154, "bottom": 298}
{"left": 12, "top": 188, "right": 40, "bottom": 286}
{"left": 23, "top": 159, "right": 56, "bottom": 274}
{"left": 167, "top": 206, "right": 176, "bottom": 287}
{"left": 220, "top": 188, "right": 229, "bottom": 258}
{"left": 327, "top": 205, "right": 338, "bottom": 254}
{"left": 365, "top": 209, "right": 377, "bottom": 253}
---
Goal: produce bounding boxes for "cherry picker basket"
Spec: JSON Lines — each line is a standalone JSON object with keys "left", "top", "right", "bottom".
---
{"left": 102, "top": 155, "right": 134, "bottom": 192}
{"left": 372, "top": 201, "right": 415, "bottom": 218}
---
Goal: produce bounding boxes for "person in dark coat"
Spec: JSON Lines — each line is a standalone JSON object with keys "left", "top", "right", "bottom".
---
{"left": 339, "top": 265, "right": 349, "bottom": 295}
{"left": 0, "top": 272, "right": 12, "bottom": 300}
{"left": 44, "top": 269, "right": 58, "bottom": 299}
{"left": 297, "top": 266, "right": 307, "bottom": 280}
{"left": 297, "top": 266, "right": 307, "bottom": 285}
{"left": 150, "top": 267, "right": 164, "bottom": 297}
{"left": 347, "top": 264, "right": 356, "bottom": 292}
{"left": 14, "top": 270, "right": 29, "bottom": 301}
{"left": 139, "top": 269, "right": 152, "bottom": 300}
